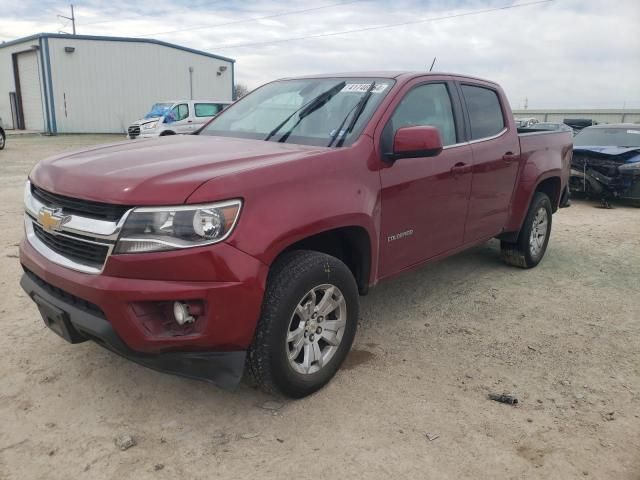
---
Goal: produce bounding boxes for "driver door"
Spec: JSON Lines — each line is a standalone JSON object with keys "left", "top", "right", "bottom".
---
{"left": 166, "top": 103, "right": 191, "bottom": 133}
{"left": 378, "top": 80, "right": 473, "bottom": 278}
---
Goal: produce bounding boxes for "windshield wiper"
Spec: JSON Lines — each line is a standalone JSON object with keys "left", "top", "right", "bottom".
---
{"left": 327, "top": 82, "right": 376, "bottom": 148}
{"left": 264, "top": 81, "right": 346, "bottom": 142}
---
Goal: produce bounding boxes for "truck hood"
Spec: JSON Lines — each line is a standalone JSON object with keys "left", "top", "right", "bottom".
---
{"left": 30, "top": 135, "right": 328, "bottom": 205}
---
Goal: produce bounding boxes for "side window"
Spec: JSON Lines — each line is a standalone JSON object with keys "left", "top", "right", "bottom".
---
{"left": 388, "top": 83, "right": 457, "bottom": 146}
{"left": 195, "top": 103, "right": 221, "bottom": 117}
{"left": 170, "top": 104, "right": 189, "bottom": 121}
{"left": 461, "top": 85, "right": 505, "bottom": 140}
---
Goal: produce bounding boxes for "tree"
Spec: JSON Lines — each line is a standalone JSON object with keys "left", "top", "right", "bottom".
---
{"left": 234, "top": 83, "right": 250, "bottom": 99}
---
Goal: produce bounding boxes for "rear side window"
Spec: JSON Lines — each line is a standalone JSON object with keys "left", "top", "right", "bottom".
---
{"left": 388, "top": 83, "right": 457, "bottom": 146}
{"left": 195, "top": 103, "right": 222, "bottom": 117}
{"left": 461, "top": 85, "right": 505, "bottom": 140}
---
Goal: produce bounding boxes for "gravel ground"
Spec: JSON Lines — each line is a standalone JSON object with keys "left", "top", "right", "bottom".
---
{"left": 1, "top": 134, "right": 639, "bottom": 480}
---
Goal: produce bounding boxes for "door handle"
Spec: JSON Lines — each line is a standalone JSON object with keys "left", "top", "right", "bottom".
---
{"left": 502, "top": 152, "right": 518, "bottom": 162}
{"left": 187, "top": 120, "right": 193, "bottom": 123}
{"left": 450, "top": 162, "right": 469, "bottom": 177}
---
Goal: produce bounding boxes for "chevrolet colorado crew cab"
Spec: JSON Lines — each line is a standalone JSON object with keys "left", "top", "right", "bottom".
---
{"left": 20, "top": 72, "right": 572, "bottom": 398}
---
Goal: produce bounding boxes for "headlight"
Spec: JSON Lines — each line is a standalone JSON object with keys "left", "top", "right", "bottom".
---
{"left": 619, "top": 161, "right": 640, "bottom": 175}
{"left": 114, "top": 200, "right": 242, "bottom": 254}
{"left": 142, "top": 121, "right": 158, "bottom": 130}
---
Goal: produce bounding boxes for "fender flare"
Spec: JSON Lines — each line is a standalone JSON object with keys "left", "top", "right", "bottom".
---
{"left": 258, "top": 215, "right": 378, "bottom": 290}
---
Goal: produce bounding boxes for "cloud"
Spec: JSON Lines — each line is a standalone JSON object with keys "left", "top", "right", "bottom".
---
{"left": 1, "top": 0, "right": 639, "bottom": 108}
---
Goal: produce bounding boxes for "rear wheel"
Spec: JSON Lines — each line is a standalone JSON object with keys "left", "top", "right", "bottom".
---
{"left": 501, "top": 192, "right": 552, "bottom": 268}
{"left": 0, "top": 129, "right": 5, "bottom": 150}
{"left": 248, "top": 250, "right": 359, "bottom": 398}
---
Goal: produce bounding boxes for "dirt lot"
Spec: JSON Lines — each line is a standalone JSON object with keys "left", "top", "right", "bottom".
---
{"left": 0, "top": 134, "right": 638, "bottom": 480}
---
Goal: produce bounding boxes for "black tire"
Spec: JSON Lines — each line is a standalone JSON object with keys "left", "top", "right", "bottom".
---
{"left": 248, "top": 250, "right": 359, "bottom": 398}
{"left": 0, "top": 129, "right": 5, "bottom": 150}
{"left": 501, "top": 192, "right": 553, "bottom": 268}
{"left": 159, "top": 130, "right": 175, "bottom": 136}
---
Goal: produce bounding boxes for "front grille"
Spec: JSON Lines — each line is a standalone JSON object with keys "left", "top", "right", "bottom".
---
{"left": 32, "top": 184, "right": 130, "bottom": 222}
{"left": 23, "top": 268, "right": 106, "bottom": 318}
{"left": 128, "top": 125, "right": 140, "bottom": 137}
{"left": 33, "top": 222, "right": 110, "bottom": 269}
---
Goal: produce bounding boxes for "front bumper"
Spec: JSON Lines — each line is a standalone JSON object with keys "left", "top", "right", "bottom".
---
{"left": 19, "top": 235, "right": 268, "bottom": 388}
{"left": 20, "top": 271, "right": 246, "bottom": 389}
{"left": 127, "top": 131, "right": 160, "bottom": 139}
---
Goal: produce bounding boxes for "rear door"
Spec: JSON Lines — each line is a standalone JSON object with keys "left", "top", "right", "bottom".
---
{"left": 458, "top": 83, "right": 520, "bottom": 242}
{"left": 378, "top": 78, "right": 473, "bottom": 278}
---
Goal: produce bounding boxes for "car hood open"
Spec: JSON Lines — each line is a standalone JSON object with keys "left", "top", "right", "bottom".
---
{"left": 30, "top": 135, "right": 328, "bottom": 205}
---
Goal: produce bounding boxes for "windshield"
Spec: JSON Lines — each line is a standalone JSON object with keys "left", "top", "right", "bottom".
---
{"left": 200, "top": 78, "right": 395, "bottom": 147}
{"left": 574, "top": 127, "right": 640, "bottom": 147}
{"left": 145, "top": 103, "right": 174, "bottom": 119}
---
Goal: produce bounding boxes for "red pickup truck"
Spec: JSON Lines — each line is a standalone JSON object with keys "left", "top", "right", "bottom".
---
{"left": 20, "top": 72, "right": 572, "bottom": 397}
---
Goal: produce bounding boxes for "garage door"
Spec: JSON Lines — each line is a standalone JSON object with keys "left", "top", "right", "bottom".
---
{"left": 17, "top": 50, "right": 45, "bottom": 131}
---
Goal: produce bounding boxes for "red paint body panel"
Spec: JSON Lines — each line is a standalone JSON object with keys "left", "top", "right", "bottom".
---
{"left": 20, "top": 72, "right": 572, "bottom": 357}
{"left": 20, "top": 237, "right": 267, "bottom": 352}
{"left": 392, "top": 126, "right": 443, "bottom": 156}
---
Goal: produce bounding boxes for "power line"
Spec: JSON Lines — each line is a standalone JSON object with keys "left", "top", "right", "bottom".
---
{"left": 81, "top": 14, "right": 144, "bottom": 26}
{"left": 80, "top": 1, "right": 363, "bottom": 30}
{"left": 80, "top": 1, "right": 227, "bottom": 26}
{"left": 205, "top": 0, "right": 554, "bottom": 50}
{"left": 137, "top": 0, "right": 365, "bottom": 37}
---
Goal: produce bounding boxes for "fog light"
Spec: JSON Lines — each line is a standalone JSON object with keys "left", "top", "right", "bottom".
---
{"left": 173, "top": 301, "right": 195, "bottom": 325}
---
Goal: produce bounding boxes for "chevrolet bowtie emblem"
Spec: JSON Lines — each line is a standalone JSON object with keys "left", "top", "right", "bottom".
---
{"left": 38, "top": 207, "right": 71, "bottom": 232}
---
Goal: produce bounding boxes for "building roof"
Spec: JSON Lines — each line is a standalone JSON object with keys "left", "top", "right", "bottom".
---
{"left": 0, "top": 33, "right": 234, "bottom": 63}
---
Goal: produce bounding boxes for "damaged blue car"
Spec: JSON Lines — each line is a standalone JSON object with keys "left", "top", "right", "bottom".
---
{"left": 570, "top": 124, "right": 640, "bottom": 207}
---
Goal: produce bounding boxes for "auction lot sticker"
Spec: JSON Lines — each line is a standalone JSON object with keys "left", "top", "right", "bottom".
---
{"left": 342, "top": 83, "right": 388, "bottom": 94}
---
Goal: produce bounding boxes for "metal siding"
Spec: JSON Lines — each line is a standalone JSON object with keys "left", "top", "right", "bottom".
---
{"left": 38, "top": 37, "right": 51, "bottom": 133}
{"left": 47, "top": 38, "right": 233, "bottom": 133}
{"left": 17, "top": 50, "right": 46, "bottom": 131}
{"left": 0, "top": 39, "right": 41, "bottom": 129}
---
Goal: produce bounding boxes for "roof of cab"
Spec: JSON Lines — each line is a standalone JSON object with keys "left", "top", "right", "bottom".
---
{"left": 277, "top": 71, "right": 498, "bottom": 85}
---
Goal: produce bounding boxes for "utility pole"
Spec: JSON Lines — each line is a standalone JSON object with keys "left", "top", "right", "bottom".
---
{"left": 58, "top": 4, "right": 76, "bottom": 35}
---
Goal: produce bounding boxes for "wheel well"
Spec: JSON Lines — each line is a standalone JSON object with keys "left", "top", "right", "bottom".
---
{"left": 535, "top": 177, "right": 561, "bottom": 212}
{"left": 499, "top": 176, "right": 562, "bottom": 243}
{"left": 279, "top": 227, "right": 371, "bottom": 295}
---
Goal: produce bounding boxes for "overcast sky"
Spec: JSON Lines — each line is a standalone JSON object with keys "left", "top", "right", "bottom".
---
{"left": 2, "top": 0, "right": 639, "bottom": 109}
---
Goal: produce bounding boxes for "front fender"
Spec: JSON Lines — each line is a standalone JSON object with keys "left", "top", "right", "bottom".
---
{"left": 186, "top": 138, "right": 383, "bottom": 281}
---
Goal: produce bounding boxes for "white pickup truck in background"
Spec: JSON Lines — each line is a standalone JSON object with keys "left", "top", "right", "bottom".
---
{"left": 127, "top": 100, "right": 232, "bottom": 139}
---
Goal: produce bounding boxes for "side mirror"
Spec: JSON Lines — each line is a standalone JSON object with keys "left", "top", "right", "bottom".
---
{"left": 387, "top": 126, "right": 443, "bottom": 161}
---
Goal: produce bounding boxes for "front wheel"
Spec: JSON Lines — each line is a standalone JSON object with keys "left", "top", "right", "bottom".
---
{"left": 501, "top": 192, "right": 552, "bottom": 268}
{"left": 248, "top": 250, "right": 359, "bottom": 398}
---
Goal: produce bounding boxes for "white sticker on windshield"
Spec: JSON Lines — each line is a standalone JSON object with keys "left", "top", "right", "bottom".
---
{"left": 342, "top": 83, "right": 388, "bottom": 94}
{"left": 627, "top": 130, "right": 640, "bottom": 134}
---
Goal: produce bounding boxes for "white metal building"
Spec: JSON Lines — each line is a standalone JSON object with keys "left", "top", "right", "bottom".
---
{"left": 0, "top": 33, "right": 235, "bottom": 134}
